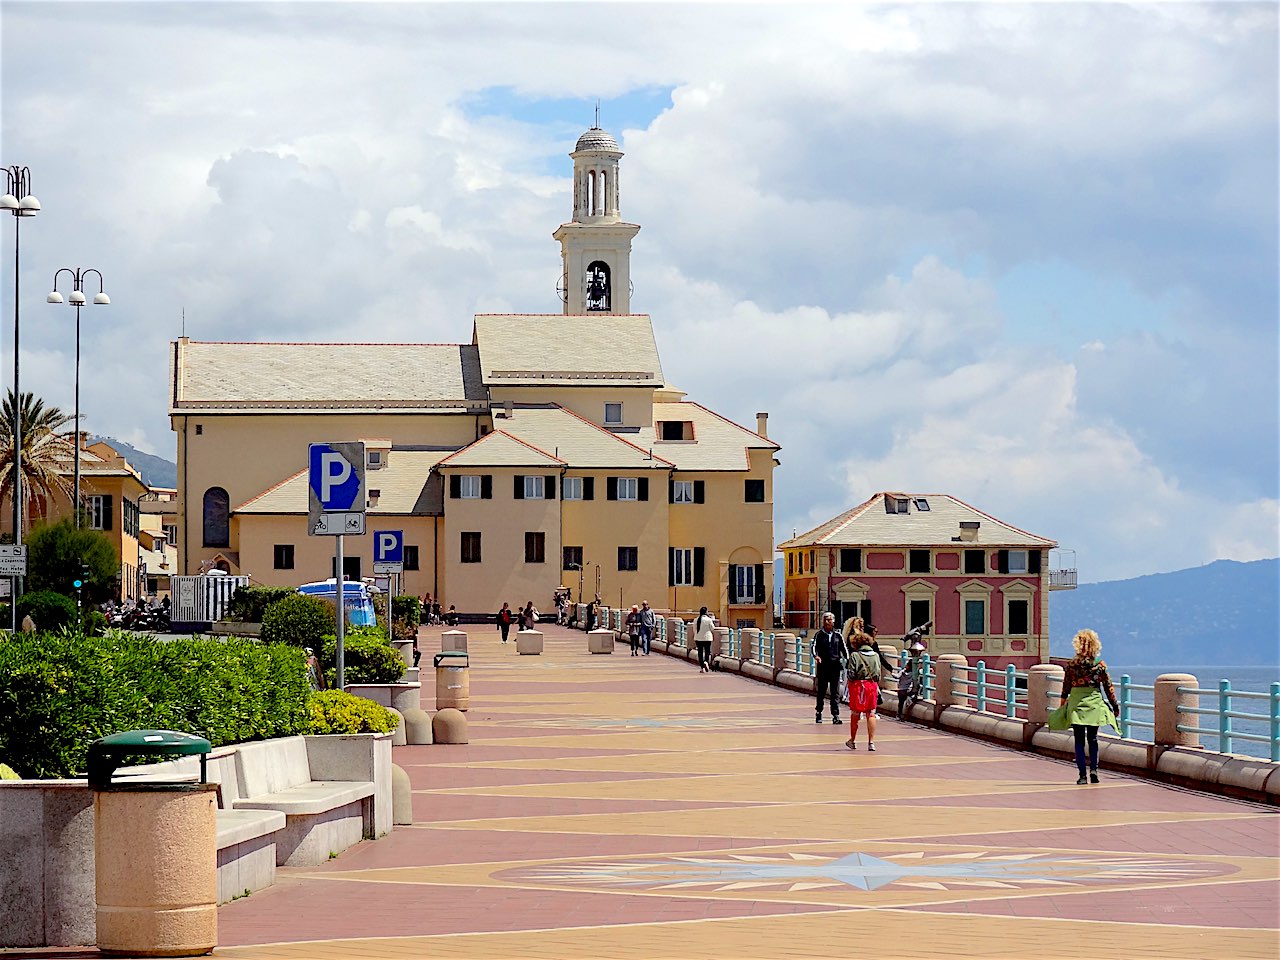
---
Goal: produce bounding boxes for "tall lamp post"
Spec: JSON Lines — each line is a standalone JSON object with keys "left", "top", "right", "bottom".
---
{"left": 1, "top": 165, "right": 41, "bottom": 621}
{"left": 48, "top": 268, "right": 109, "bottom": 525}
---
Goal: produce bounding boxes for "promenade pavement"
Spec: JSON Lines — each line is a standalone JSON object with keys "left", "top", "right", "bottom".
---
{"left": 211, "top": 624, "right": 1279, "bottom": 960}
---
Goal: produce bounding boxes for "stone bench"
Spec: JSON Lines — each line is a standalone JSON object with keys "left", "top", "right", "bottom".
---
{"left": 588, "top": 629, "right": 614, "bottom": 654}
{"left": 516, "top": 629, "right": 543, "bottom": 655}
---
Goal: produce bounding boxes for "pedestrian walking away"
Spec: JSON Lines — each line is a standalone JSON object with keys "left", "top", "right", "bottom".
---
{"left": 1049, "top": 628, "right": 1120, "bottom": 784}
{"left": 626, "top": 604, "right": 642, "bottom": 656}
{"left": 693, "top": 606, "right": 715, "bottom": 673}
{"left": 845, "top": 630, "right": 882, "bottom": 750}
{"left": 811, "top": 612, "right": 846, "bottom": 724}
{"left": 639, "top": 601, "right": 655, "bottom": 655}
{"left": 496, "top": 602, "right": 514, "bottom": 643}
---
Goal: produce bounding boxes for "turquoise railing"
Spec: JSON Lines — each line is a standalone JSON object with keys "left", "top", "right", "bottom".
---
{"left": 1174, "top": 681, "right": 1280, "bottom": 761}
{"left": 949, "top": 660, "right": 1028, "bottom": 718}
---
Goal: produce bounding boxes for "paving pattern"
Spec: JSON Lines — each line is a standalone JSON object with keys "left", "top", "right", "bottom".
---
{"left": 215, "top": 625, "right": 1280, "bottom": 960}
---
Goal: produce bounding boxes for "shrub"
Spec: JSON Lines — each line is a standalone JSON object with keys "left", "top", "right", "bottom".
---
{"left": 24, "top": 519, "right": 118, "bottom": 604}
{"left": 0, "top": 630, "right": 311, "bottom": 779}
{"left": 371, "top": 591, "right": 387, "bottom": 623}
{"left": 226, "top": 585, "right": 294, "bottom": 623}
{"left": 321, "top": 627, "right": 405, "bottom": 686}
{"left": 260, "top": 593, "right": 334, "bottom": 647}
{"left": 16, "top": 590, "right": 77, "bottom": 632}
{"left": 392, "top": 595, "right": 421, "bottom": 628}
{"left": 305, "top": 690, "right": 399, "bottom": 735}
{"left": 83, "top": 609, "right": 108, "bottom": 637}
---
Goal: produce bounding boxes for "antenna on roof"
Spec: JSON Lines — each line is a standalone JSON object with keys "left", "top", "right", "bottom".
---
{"left": 181, "top": 307, "right": 185, "bottom": 337}
{"left": 594, "top": 99, "right": 600, "bottom": 128}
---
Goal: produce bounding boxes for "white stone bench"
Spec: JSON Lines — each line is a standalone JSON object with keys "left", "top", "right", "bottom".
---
{"left": 232, "top": 736, "right": 377, "bottom": 867}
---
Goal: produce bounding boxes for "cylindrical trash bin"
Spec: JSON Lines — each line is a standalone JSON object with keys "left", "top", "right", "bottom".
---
{"left": 434, "top": 651, "right": 470, "bottom": 711}
{"left": 88, "top": 730, "right": 217, "bottom": 958}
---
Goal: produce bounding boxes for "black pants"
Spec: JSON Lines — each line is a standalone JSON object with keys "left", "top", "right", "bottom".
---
{"left": 696, "top": 640, "right": 712, "bottom": 668}
{"left": 500, "top": 623, "right": 510, "bottom": 642}
{"left": 1072, "top": 724, "right": 1099, "bottom": 775}
{"left": 629, "top": 632, "right": 640, "bottom": 655}
{"left": 815, "top": 665, "right": 841, "bottom": 718}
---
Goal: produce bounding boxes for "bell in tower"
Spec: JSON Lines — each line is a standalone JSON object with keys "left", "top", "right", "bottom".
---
{"left": 553, "top": 119, "right": 640, "bottom": 315}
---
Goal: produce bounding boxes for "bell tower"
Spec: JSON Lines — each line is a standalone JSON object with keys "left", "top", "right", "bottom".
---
{"left": 553, "top": 120, "right": 640, "bottom": 315}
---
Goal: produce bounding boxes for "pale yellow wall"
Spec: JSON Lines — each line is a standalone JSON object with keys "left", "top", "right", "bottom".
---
{"left": 235, "top": 514, "right": 443, "bottom": 597}
{"left": 440, "top": 468, "right": 564, "bottom": 613}
{"left": 175, "top": 411, "right": 480, "bottom": 574}
{"left": 559, "top": 468, "right": 670, "bottom": 610}
{"left": 487, "top": 386, "right": 657, "bottom": 428}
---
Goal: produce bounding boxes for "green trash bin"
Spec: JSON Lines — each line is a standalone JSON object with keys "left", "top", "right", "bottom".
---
{"left": 434, "top": 650, "right": 470, "bottom": 711}
{"left": 87, "top": 730, "right": 218, "bottom": 958}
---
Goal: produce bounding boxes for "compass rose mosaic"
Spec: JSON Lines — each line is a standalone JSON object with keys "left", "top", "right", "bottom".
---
{"left": 502, "top": 848, "right": 1236, "bottom": 894}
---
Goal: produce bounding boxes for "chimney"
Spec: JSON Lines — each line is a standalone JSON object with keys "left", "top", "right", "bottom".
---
{"left": 756, "top": 412, "right": 768, "bottom": 438}
{"left": 504, "top": 400, "right": 513, "bottom": 419}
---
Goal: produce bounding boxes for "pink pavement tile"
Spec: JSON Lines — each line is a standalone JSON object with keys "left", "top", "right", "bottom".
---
{"left": 396, "top": 765, "right": 686, "bottom": 788}
{"left": 413, "top": 793, "right": 745, "bottom": 823}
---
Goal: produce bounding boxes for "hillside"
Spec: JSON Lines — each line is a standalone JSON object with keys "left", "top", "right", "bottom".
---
{"left": 93, "top": 436, "right": 177, "bottom": 489}
{"left": 1049, "top": 558, "right": 1279, "bottom": 666}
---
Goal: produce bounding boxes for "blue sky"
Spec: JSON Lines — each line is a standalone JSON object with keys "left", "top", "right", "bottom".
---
{"left": 1, "top": 2, "right": 1276, "bottom": 582}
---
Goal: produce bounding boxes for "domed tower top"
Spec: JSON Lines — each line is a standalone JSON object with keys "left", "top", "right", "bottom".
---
{"left": 570, "top": 125, "right": 623, "bottom": 224}
{"left": 574, "top": 127, "right": 621, "bottom": 153}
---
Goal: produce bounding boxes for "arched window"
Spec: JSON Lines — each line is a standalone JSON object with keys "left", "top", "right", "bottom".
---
{"left": 588, "top": 170, "right": 597, "bottom": 216}
{"left": 600, "top": 169, "right": 609, "bottom": 215}
{"left": 585, "top": 260, "right": 611, "bottom": 311}
{"left": 203, "top": 487, "right": 230, "bottom": 548}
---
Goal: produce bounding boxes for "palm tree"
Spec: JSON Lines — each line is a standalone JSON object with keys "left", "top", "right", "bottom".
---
{"left": 0, "top": 390, "right": 76, "bottom": 534}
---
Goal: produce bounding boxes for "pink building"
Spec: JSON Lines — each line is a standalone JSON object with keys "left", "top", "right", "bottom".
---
{"left": 779, "top": 492, "right": 1075, "bottom": 670}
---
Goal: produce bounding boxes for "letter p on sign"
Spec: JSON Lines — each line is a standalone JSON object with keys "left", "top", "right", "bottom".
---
{"left": 320, "top": 452, "right": 352, "bottom": 503}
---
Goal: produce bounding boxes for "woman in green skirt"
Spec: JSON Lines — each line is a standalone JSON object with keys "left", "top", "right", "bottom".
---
{"left": 1050, "top": 629, "right": 1120, "bottom": 785}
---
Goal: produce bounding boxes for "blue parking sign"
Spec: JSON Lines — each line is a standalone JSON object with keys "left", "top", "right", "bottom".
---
{"left": 309, "top": 443, "right": 364, "bottom": 511}
{"left": 375, "top": 530, "right": 404, "bottom": 565}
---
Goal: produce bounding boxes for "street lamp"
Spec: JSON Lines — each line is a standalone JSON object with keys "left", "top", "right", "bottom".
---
{"left": 2, "top": 165, "right": 40, "bottom": 620}
{"left": 48, "top": 268, "right": 109, "bottom": 525}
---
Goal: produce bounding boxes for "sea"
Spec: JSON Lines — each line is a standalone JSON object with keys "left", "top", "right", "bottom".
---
{"left": 1113, "top": 664, "right": 1279, "bottom": 760}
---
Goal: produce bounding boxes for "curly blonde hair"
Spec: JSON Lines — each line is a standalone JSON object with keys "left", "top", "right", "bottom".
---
{"left": 1072, "top": 628, "right": 1101, "bottom": 660}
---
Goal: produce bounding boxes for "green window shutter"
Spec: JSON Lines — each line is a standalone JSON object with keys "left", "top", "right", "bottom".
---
{"left": 997, "top": 550, "right": 1009, "bottom": 574}
{"left": 449, "top": 475, "right": 461, "bottom": 498}
{"left": 668, "top": 548, "right": 676, "bottom": 586}
{"left": 694, "top": 547, "right": 705, "bottom": 587}
{"left": 638, "top": 477, "right": 649, "bottom": 501}
{"left": 514, "top": 476, "right": 525, "bottom": 500}
{"left": 583, "top": 477, "right": 594, "bottom": 500}
{"left": 754, "top": 564, "right": 765, "bottom": 604}
{"left": 606, "top": 477, "right": 617, "bottom": 501}
{"left": 545, "top": 475, "right": 556, "bottom": 500}
{"left": 103, "top": 494, "right": 114, "bottom": 531}
{"left": 694, "top": 480, "right": 705, "bottom": 504}
{"left": 481, "top": 475, "right": 492, "bottom": 499}
{"left": 1029, "top": 550, "right": 1042, "bottom": 574}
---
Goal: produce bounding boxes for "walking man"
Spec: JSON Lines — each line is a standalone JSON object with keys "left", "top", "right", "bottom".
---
{"left": 496, "top": 602, "right": 513, "bottom": 642}
{"left": 812, "top": 612, "right": 845, "bottom": 725}
{"left": 639, "top": 600, "right": 656, "bottom": 655}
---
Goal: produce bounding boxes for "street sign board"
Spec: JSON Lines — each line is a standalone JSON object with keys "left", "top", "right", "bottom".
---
{"left": 308, "top": 442, "right": 366, "bottom": 537}
{"left": 0, "top": 544, "right": 28, "bottom": 577}
{"left": 373, "top": 530, "right": 404, "bottom": 574}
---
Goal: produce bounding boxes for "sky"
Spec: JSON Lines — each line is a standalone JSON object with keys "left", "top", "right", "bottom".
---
{"left": 1, "top": 2, "right": 1276, "bottom": 584}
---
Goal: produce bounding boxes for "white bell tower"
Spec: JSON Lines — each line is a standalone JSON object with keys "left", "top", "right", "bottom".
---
{"left": 553, "top": 121, "right": 640, "bottom": 315}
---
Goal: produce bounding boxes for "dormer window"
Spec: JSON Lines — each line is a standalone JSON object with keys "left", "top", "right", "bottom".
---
{"left": 604, "top": 402, "right": 623, "bottom": 425}
{"left": 885, "top": 496, "right": 909, "bottom": 514}
{"left": 913, "top": 498, "right": 930, "bottom": 511}
{"left": 658, "top": 420, "right": 694, "bottom": 441}
{"left": 368, "top": 450, "right": 384, "bottom": 469}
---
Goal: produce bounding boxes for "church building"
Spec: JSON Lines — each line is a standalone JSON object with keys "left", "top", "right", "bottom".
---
{"left": 168, "top": 125, "right": 779, "bottom": 624}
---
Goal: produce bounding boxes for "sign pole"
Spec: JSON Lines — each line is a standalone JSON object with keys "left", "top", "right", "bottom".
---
{"left": 336, "top": 534, "right": 345, "bottom": 690}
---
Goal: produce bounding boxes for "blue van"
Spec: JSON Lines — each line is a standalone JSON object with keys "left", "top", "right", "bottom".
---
{"left": 297, "top": 579, "right": 378, "bottom": 628}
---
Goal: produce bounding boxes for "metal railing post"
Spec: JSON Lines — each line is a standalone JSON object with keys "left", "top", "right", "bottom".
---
{"left": 922, "top": 654, "right": 932, "bottom": 698}
{"left": 1271, "top": 683, "right": 1280, "bottom": 763}
{"left": 976, "top": 660, "right": 987, "bottom": 713}
{"left": 1005, "top": 664, "right": 1017, "bottom": 718}
{"left": 1219, "top": 679, "right": 1233, "bottom": 755}
{"left": 1119, "top": 674, "right": 1132, "bottom": 739}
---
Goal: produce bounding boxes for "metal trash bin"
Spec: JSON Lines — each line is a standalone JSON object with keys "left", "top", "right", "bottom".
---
{"left": 87, "top": 730, "right": 217, "bottom": 958}
{"left": 434, "top": 650, "right": 470, "bottom": 711}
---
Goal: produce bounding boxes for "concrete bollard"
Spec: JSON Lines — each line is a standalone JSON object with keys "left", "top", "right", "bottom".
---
{"left": 392, "top": 638, "right": 415, "bottom": 668}
{"left": 741, "top": 628, "right": 761, "bottom": 663}
{"left": 772, "top": 633, "right": 795, "bottom": 675}
{"left": 441, "top": 630, "right": 468, "bottom": 652}
{"left": 402, "top": 708, "right": 434, "bottom": 745}
{"left": 432, "top": 708, "right": 469, "bottom": 744}
{"left": 933, "top": 655, "right": 970, "bottom": 709}
{"left": 588, "top": 629, "right": 614, "bottom": 654}
{"left": 516, "top": 629, "right": 543, "bottom": 655}
{"left": 665, "top": 617, "right": 685, "bottom": 647}
{"left": 711, "top": 626, "right": 727, "bottom": 661}
{"left": 1155, "top": 673, "right": 1200, "bottom": 748}
{"left": 1027, "top": 664, "right": 1064, "bottom": 724}
{"left": 388, "top": 707, "right": 407, "bottom": 747}
{"left": 391, "top": 764, "right": 413, "bottom": 825}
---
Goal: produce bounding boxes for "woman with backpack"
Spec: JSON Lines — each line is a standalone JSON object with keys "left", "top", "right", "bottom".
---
{"left": 845, "top": 628, "right": 882, "bottom": 751}
{"left": 693, "top": 606, "right": 715, "bottom": 673}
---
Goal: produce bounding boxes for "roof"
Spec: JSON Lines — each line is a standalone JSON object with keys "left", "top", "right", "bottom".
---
{"left": 171, "top": 340, "right": 487, "bottom": 412}
{"left": 235, "top": 449, "right": 450, "bottom": 515}
{"left": 574, "top": 127, "right": 621, "bottom": 153}
{"left": 496, "top": 405, "right": 670, "bottom": 470}
{"left": 437, "top": 430, "right": 566, "bottom": 469}
{"left": 779, "top": 493, "right": 1056, "bottom": 550}
{"left": 633, "top": 401, "right": 778, "bottom": 471}
{"left": 472, "top": 315, "right": 664, "bottom": 387}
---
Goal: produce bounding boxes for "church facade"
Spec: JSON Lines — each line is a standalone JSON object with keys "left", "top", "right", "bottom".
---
{"left": 168, "top": 126, "right": 779, "bottom": 624}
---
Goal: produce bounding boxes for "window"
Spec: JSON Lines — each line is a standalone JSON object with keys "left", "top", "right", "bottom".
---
{"left": 458, "top": 475, "right": 480, "bottom": 498}
{"left": 461, "top": 532, "right": 482, "bottom": 564}
{"left": 964, "top": 599, "right": 985, "bottom": 635}
{"left": 618, "top": 546, "right": 638, "bottom": 571}
{"left": 604, "top": 402, "right": 623, "bottom": 425}
{"left": 163, "top": 523, "right": 178, "bottom": 545}
{"left": 368, "top": 450, "right": 383, "bottom": 469}
{"left": 964, "top": 549, "right": 986, "bottom": 574}
{"left": 1007, "top": 550, "right": 1028, "bottom": 574}
{"left": 122, "top": 499, "right": 140, "bottom": 537}
{"left": 616, "top": 477, "right": 638, "bottom": 501}
{"left": 730, "top": 564, "right": 761, "bottom": 604}
{"left": 403, "top": 545, "right": 420, "bottom": 571}
{"left": 1008, "top": 599, "right": 1029, "bottom": 635}
{"left": 194, "top": 424, "right": 203, "bottom": 435}
{"left": 909, "top": 599, "right": 931, "bottom": 629}
{"left": 563, "top": 546, "right": 583, "bottom": 570}
{"left": 202, "top": 488, "right": 228, "bottom": 547}
{"left": 744, "top": 479, "right": 765, "bottom": 503}
{"left": 659, "top": 421, "right": 692, "bottom": 440}
{"left": 562, "top": 477, "right": 583, "bottom": 500}
{"left": 909, "top": 550, "right": 931, "bottom": 574}
{"left": 787, "top": 552, "right": 794, "bottom": 576}
{"left": 87, "top": 495, "right": 107, "bottom": 530}
{"left": 885, "top": 496, "right": 909, "bottom": 514}
{"left": 913, "top": 498, "right": 930, "bottom": 511}
{"left": 672, "top": 480, "right": 694, "bottom": 503}
{"left": 670, "top": 548, "right": 693, "bottom": 585}
{"left": 451, "top": 474, "right": 491, "bottom": 499}
{"left": 525, "top": 532, "right": 545, "bottom": 564}
{"left": 274, "top": 544, "right": 295, "bottom": 570}
{"left": 523, "top": 475, "right": 546, "bottom": 500}
{"left": 332, "top": 556, "right": 362, "bottom": 581}
{"left": 839, "top": 548, "right": 862, "bottom": 573}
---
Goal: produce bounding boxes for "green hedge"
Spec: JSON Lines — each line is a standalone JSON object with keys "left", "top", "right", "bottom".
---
{"left": 322, "top": 627, "right": 405, "bottom": 686}
{"left": 16, "top": 590, "right": 77, "bottom": 632}
{"left": 392, "top": 595, "right": 421, "bottom": 628}
{"left": 0, "top": 630, "right": 311, "bottom": 779}
{"left": 306, "top": 690, "right": 399, "bottom": 735}
{"left": 261, "top": 593, "right": 335, "bottom": 648}
{"left": 226, "top": 585, "right": 295, "bottom": 623}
